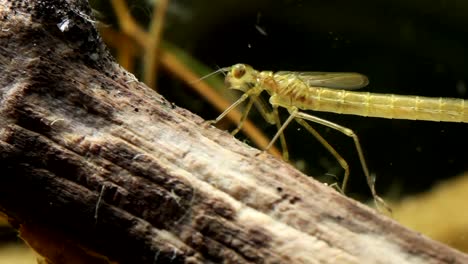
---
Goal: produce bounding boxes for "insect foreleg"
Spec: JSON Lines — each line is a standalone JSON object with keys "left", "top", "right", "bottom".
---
{"left": 210, "top": 93, "right": 250, "bottom": 124}
{"left": 231, "top": 98, "right": 254, "bottom": 136}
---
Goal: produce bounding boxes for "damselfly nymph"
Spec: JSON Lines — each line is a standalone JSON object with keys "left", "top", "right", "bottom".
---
{"left": 210, "top": 63, "right": 468, "bottom": 210}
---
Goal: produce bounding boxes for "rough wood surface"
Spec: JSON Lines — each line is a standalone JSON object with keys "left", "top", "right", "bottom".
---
{"left": 0, "top": 0, "right": 467, "bottom": 263}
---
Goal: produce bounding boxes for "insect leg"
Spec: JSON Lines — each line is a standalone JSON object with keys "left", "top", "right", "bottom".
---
{"left": 210, "top": 93, "right": 249, "bottom": 124}
{"left": 231, "top": 98, "right": 254, "bottom": 136}
{"left": 272, "top": 106, "right": 289, "bottom": 161}
{"left": 209, "top": 89, "right": 282, "bottom": 157}
{"left": 265, "top": 110, "right": 296, "bottom": 154}
{"left": 251, "top": 96, "right": 289, "bottom": 160}
{"left": 291, "top": 108, "right": 390, "bottom": 211}
{"left": 252, "top": 95, "right": 276, "bottom": 124}
{"left": 293, "top": 118, "right": 349, "bottom": 194}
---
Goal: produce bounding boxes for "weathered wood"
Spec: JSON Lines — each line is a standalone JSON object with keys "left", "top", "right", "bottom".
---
{"left": 0, "top": 0, "right": 467, "bottom": 263}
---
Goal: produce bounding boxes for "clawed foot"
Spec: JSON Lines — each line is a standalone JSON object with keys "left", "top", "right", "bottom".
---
{"left": 203, "top": 119, "right": 217, "bottom": 127}
{"left": 374, "top": 196, "right": 392, "bottom": 215}
{"left": 254, "top": 149, "right": 268, "bottom": 159}
{"left": 326, "top": 182, "right": 344, "bottom": 194}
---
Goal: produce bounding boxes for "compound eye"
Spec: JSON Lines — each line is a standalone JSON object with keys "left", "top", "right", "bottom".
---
{"left": 233, "top": 64, "right": 246, "bottom": 79}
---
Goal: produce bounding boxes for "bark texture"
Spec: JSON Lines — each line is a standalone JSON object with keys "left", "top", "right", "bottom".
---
{"left": 0, "top": 0, "right": 467, "bottom": 263}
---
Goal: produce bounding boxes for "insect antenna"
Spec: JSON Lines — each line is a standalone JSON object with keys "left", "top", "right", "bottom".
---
{"left": 214, "top": 64, "right": 228, "bottom": 77}
{"left": 190, "top": 66, "right": 231, "bottom": 84}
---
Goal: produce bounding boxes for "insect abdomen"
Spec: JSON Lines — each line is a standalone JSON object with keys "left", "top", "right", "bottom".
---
{"left": 294, "top": 88, "right": 468, "bottom": 123}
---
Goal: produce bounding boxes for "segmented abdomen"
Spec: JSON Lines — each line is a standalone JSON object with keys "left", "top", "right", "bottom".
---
{"left": 297, "top": 87, "right": 468, "bottom": 122}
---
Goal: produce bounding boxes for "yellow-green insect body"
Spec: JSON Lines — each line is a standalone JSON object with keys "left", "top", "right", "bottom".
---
{"left": 214, "top": 63, "right": 468, "bottom": 211}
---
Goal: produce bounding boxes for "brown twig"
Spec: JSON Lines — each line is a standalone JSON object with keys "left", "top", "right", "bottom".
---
{"left": 143, "top": 0, "right": 169, "bottom": 90}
